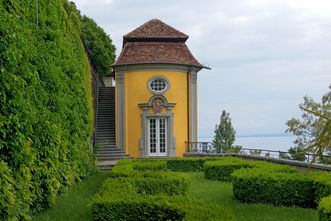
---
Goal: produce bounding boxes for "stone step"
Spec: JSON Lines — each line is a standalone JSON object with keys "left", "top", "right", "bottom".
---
{"left": 96, "top": 116, "right": 115, "bottom": 118}
{"left": 96, "top": 146, "right": 117, "bottom": 149}
{"left": 95, "top": 133, "right": 116, "bottom": 136}
{"left": 95, "top": 138, "right": 116, "bottom": 141}
{"left": 96, "top": 123, "right": 115, "bottom": 125}
{"left": 97, "top": 155, "right": 129, "bottom": 161}
{"left": 97, "top": 152, "right": 128, "bottom": 156}
{"left": 96, "top": 138, "right": 116, "bottom": 141}
{"left": 95, "top": 139, "right": 116, "bottom": 142}
{"left": 97, "top": 109, "right": 115, "bottom": 111}
{"left": 96, "top": 153, "right": 128, "bottom": 158}
{"left": 97, "top": 160, "right": 117, "bottom": 170}
{"left": 96, "top": 131, "right": 115, "bottom": 134}
{"left": 96, "top": 144, "right": 117, "bottom": 148}
{"left": 96, "top": 124, "right": 116, "bottom": 126}
{"left": 96, "top": 127, "right": 115, "bottom": 129}
{"left": 96, "top": 140, "right": 116, "bottom": 142}
{"left": 95, "top": 131, "right": 116, "bottom": 134}
{"left": 95, "top": 149, "right": 124, "bottom": 154}
{"left": 96, "top": 130, "right": 115, "bottom": 133}
{"left": 96, "top": 121, "right": 115, "bottom": 123}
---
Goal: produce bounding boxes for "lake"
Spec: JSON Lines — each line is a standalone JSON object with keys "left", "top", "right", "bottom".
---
{"left": 198, "top": 136, "right": 295, "bottom": 152}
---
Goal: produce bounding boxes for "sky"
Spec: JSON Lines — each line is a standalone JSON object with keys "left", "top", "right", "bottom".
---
{"left": 72, "top": 0, "right": 331, "bottom": 138}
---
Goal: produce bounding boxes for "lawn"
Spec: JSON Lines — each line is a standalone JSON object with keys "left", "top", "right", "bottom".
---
{"left": 188, "top": 172, "right": 318, "bottom": 221}
{"left": 34, "top": 170, "right": 318, "bottom": 221}
{"left": 34, "top": 171, "right": 109, "bottom": 221}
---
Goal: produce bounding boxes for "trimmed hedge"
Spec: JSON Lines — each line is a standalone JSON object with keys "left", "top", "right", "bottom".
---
{"left": 109, "top": 158, "right": 142, "bottom": 177}
{"left": 91, "top": 178, "right": 185, "bottom": 221}
{"left": 91, "top": 176, "right": 234, "bottom": 221}
{"left": 133, "top": 171, "right": 190, "bottom": 195}
{"left": 167, "top": 157, "right": 219, "bottom": 172}
{"left": 204, "top": 157, "right": 298, "bottom": 181}
{"left": 319, "top": 195, "right": 331, "bottom": 221}
{"left": 110, "top": 160, "right": 190, "bottom": 195}
{"left": 232, "top": 168, "right": 331, "bottom": 208}
{"left": 204, "top": 157, "right": 253, "bottom": 181}
{"left": 92, "top": 159, "right": 235, "bottom": 220}
{"left": 133, "top": 160, "right": 168, "bottom": 171}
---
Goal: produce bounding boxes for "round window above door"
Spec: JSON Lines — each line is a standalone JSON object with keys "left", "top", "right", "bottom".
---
{"left": 148, "top": 76, "right": 170, "bottom": 94}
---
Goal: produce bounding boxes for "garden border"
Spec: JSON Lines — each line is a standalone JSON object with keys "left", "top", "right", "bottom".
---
{"left": 184, "top": 152, "right": 331, "bottom": 171}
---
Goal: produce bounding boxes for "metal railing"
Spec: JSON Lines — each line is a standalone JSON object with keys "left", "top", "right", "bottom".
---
{"left": 185, "top": 141, "right": 330, "bottom": 164}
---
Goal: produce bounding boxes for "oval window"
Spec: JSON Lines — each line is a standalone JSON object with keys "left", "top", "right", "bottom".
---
{"left": 148, "top": 77, "right": 169, "bottom": 94}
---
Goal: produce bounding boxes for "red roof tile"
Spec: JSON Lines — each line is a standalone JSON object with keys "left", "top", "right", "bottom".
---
{"left": 114, "top": 19, "right": 203, "bottom": 68}
{"left": 124, "top": 19, "right": 188, "bottom": 41}
{"left": 113, "top": 42, "right": 202, "bottom": 67}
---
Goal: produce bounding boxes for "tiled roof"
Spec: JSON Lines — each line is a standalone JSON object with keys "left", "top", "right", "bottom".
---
{"left": 113, "top": 42, "right": 202, "bottom": 67}
{"left": 124, "top": 19, "right": 188, "bottom": 41}
{"left": 113, "top": 19, "right": 203, "bottom": 68}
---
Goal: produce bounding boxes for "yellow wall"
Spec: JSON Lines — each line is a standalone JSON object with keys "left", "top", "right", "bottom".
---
{"left": 123, "top": 70, "right": 188, "bottom": 158}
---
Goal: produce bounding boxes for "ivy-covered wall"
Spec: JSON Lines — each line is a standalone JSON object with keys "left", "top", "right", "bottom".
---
{"left": 0, "top": 1, "right": 114, "bottom": 219}
{"left": 81, "top": 15, "right": 116, "bottom": 76}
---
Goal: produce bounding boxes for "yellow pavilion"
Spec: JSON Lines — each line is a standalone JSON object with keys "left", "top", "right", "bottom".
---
{"left": 112, "top": 19, "right": 206, "bottom": 158}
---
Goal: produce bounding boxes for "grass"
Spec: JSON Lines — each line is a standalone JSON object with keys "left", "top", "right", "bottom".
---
{"left": 188, "top": 172, "right": 318, "bottom": 221}
{"left": 34, "top": 171, "right": 318, "bottom": 221}
{"left": 34, "top": 171, "right": 109, "bottom": 221}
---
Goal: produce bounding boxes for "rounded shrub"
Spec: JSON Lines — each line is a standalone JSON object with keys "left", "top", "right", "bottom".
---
{"left": 319, "top": 195, "right": 331, "bottom": 221}
{"left": 203, "top": 157, "right": 298, "bottom": 182}
{"left": 232, "top": 168, "right": 331, "bottom": 208}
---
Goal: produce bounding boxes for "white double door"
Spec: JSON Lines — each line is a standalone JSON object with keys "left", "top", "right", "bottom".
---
{"left": 148, "top": 117, "right": 167, "bottom": 156}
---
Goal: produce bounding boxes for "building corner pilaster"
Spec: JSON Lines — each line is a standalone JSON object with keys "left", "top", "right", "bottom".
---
{"left": 115, "top": 71, "right": 126, "bottom": 151}
{"left": 188, "top": 70, "right": 198, "bottom": 142}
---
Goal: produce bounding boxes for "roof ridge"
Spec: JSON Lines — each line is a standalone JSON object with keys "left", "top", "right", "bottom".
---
{"left": 123, "top": 19, "right": 189, "bottom": 40}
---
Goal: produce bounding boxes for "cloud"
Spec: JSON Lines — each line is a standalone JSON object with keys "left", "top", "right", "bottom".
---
{"left": 72, "top": 0, "right": 331, "bottom": 137}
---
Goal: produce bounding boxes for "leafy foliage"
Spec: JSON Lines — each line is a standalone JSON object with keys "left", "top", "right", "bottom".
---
{"left": 232, "top": 168, "right": 331, "bottom": 208}
{"left": 319, "top": 195, "right": 331, "bottom": 221}
{"left": 213, "top": 110, "right": 236, "bottom": 152}
{"left": 286, "top": 86, "right": 331, "bottom": 162}
{"left": 133, "top": 171, "right": 190, "bottom": 195}
{"left": 81, "top": 16, "right": 116, "bottom": 76}
{"left": 91, "top": 159, "right": 235, "bottom": 221}
{"left": 91, "top": 178, "right": 186, "bottom": 221}
{"left": 166, "top": 157, "right": 219, "bottom": 172}
{"left": 203, "top": 157, "right": 297, "bottom": 182}
{"left": 204, "top": 158, "right": 254, "bottom": 181}
{"left": 133, "top": 160, "right": 168, "bottom": 171}
{"left": 0, "top": 162, "right": 16, "bottom": 219}
{"left": 0, "top": 0, "right": 113, "bottom": 218}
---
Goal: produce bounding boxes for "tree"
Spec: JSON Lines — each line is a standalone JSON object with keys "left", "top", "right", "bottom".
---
{"left": 286, "top": 85, "right": 331, "bottom": 162}
{"left": 81, "top": 16, "right": 116, "bottom": 76}
{"left": 301, "top": 107, "right": 331, "bottom": 163}
{"left": 213, "top": 110, "right": 236, "bottom": 152}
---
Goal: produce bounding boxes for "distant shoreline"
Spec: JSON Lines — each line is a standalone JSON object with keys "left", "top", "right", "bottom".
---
{"left": 199, "top": 134, "right": 294, "bottom": 139}
{"left": 198, "top": 135, "right": 295, "bottom": 152}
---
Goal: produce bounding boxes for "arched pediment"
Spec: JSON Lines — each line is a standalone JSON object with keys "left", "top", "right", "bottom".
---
{"left": 138, "top": 95, "right": 176, "bottom": 113}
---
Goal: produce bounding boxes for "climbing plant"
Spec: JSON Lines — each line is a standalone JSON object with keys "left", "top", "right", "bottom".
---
{"left": 0, "top": 0, "right": 113, "bottom": 219}
{"left": 81, "top": 15, "right": 116, "bottom": 76}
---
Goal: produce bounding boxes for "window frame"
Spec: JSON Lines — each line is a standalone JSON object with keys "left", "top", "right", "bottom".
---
{"left": 147, "top": 76, "right": 170, "bottom": 94}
